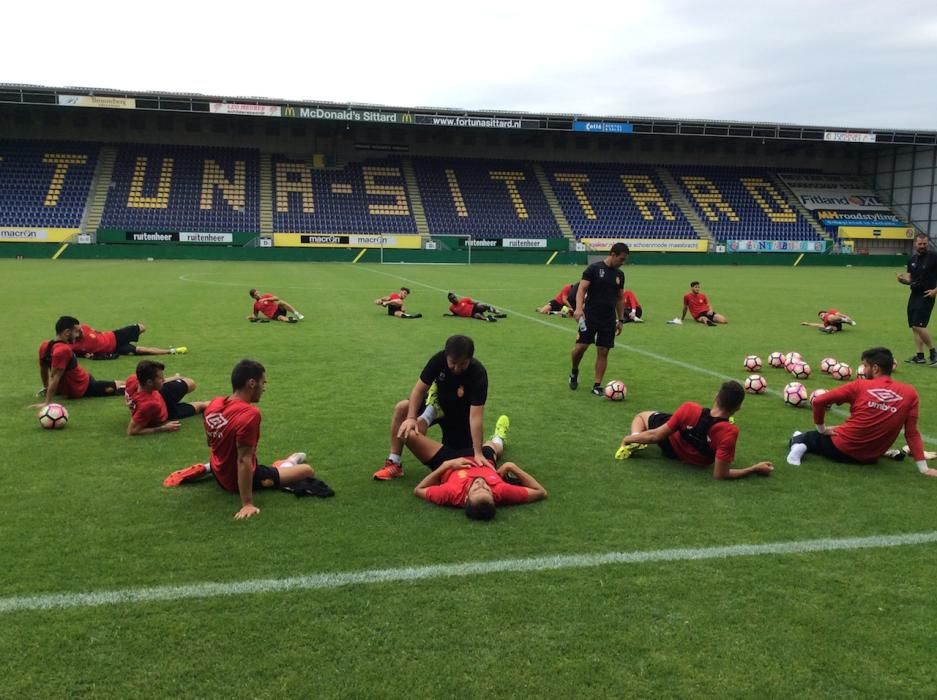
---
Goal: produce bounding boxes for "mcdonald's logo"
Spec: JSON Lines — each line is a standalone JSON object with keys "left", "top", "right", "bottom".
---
{"left": 400, "top": 113, "right": 413, "bottom": 124}
{"left": 282, "top": 106, "right": 296, "bottom": 118}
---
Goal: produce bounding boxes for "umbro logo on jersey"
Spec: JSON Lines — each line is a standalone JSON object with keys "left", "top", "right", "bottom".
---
{"left": 205, "top": 412, "right": 229, "bottom": 430}
{"left": 867, "top": 388, "right": 902, "bottom": 403}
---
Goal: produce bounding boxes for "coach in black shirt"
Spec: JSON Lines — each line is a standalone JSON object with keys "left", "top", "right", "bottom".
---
{"left": 898, "top": 232, "right": 937, "bottom": 365}
{"left": 570, "top": 242, "right": 628, "bottom": 395}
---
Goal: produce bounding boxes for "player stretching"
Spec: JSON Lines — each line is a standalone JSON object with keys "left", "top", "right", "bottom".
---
{"left": 248, "top": 288, "right": 304, "bottom": 323}
{"left": 124, "top": 360, "right": 209, "bottom": 436}
{"left": 72, "top": 322, "right": 185, "bottom": 359}
{"left": 447, "top": 292, "right": 507, "bottom": 322}
{"left": 786, "top": 347, "right": 937, "bottom": 477}
{"left": 616, "top": 380, "right": 773, "bottom": 480}
{"left": 36, "top": 316, "right": 125, "bottom": 405}
{"left": 800, "top": 309, "right": 856, "bottom": 334}
{"left": 375, "top": 287, "right": 422, "bottom": 318}
{"left": 536, "top": 282, "right": 577, "bottom": 316}
{"left": 681, "top": 281, "right": 727, "bottom": 326}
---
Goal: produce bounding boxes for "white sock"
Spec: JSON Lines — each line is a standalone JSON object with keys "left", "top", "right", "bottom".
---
{"left": 490, "top": 436, "right": 503, "bottom": 449}
{"left": 419, "top": 405, "right": 437, "bottom": 424}
{"left": 202, "top": 463, "right": 211, "bottom": 473}
{"left": 170, "top": 348, "right": 176, "bottom": 354}
{"left": 387, "top": 453, "right": 401, "bottom": 464}
{"left": 787, "top": 443, "right": 807, "bottom": 466}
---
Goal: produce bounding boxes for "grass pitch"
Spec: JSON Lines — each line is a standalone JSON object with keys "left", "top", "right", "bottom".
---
{"left": 3, "top": 258, "right": 937, "bottom": 697}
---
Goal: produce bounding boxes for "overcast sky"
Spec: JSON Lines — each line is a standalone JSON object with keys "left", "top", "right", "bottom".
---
{"left": 6, "top": 0, "right": 936, "bottom": 129}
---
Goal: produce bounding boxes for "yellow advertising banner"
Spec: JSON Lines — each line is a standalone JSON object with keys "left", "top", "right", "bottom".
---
{"left": 57, "top": 94, "right": 136, "bottom": 110}
{"left": 837, "top": 226, "right": 916, "bottom": 240}
{"left": 0, "top": 228, "right": 78, "bottom": 243}
{"left": 579, "top": 238, "right": 709, "bottom": 252}
{"left": 273, "top": 233, "right": 422, "bottom": 249}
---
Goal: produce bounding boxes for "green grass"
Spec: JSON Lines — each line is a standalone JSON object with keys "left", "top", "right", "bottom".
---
{"left": 3, "top": 258, "right": 937, "bottom": 697}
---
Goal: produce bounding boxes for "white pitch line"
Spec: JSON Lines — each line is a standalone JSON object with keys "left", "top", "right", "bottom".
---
{"left": 356, "top": 265, "right": 937, "bottom": 445}
{"left": 3, "top": 531, "right": 935, "bottom": 614}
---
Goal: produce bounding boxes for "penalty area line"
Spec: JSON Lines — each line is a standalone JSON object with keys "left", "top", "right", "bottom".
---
{"left": 2, "top": 531, "right": 936, "bottom": 614}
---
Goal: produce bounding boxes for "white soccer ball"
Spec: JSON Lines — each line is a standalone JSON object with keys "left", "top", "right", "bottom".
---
{"left": 809, "top": 388, "right": 830, "bottom": 409}
{"left": 784, "top": 352, "right": 802, "bottom": 366}
{"left": 604, "top": 380, "right": 627, "bottom": 401}
{"left": 789, "top": 361, "right": 811, "bottom": 380}
{"left": 38, "top": 403, "right": 69, "bottom": 430}
{"left": 830, "top": 362, "right": 852, "bottom": 381}
{"left": 783, "top": 382, "right": 808, "bottom": 408}
{"left": 820, "top": 357, "right": 837, "bottom": 374}
{"left": 856, "top": 364, "right": 867, "bottom": 379}
{"left": 768, "top": 352, "right": 785, "bottom": 368}
{"left": 743, "top": 374, "right": 767, "bottom": 394}
{"left": 743, "top": 355, "right": 762, "bottom": 372}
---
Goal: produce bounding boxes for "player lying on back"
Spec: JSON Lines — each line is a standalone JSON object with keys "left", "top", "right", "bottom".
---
{"left": 447, "top": 292, "right": 507, "bottom": 322}
{"left": 681, "top": 281, "right": 727, "bottom": 326}
{"left": 71, "top": 322, "right": 185, "bottom": 359}
{"left": 375, "top": 287, "right": 422, "bottom": 318}
{"left": 786, "top": 346, "right": 937, "bottom": 477}
{"left": 536, "top": 282, "right": 577, "bottom": 316}
{"left": 409, "top": 416, "right": 547, "bottom": 520}
{"left": 248, "top": 288, "right": 304, "bottom": 323}
{"left": 35, "top": 316, "right": 125, "bottom": 405}
{"left": 800, "top": 309, "right": 856, "bottom": 334}
{"left": 124, "top": 360, "right": 209, "bottom": 436}
{"left": 615, "top": 380, "right": 773, "bottom": 480}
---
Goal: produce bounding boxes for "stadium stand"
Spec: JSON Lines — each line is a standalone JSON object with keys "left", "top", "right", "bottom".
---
{"left": 101, "top": 145, "right": 260, "bottom": 233}
{"left": 668, "top": 165, "right": 822, "bottom": 240}
{"left": 546, "top": 162, "right": 698, "bottom": 239}
{"left": 272, "top": 157, "right": 417, "bottom": 234}
{"left": 413, "top": 157, "right": 563, "bottom": 239}
{"left": 0, "top": 141, "right": 97, "bottom": 229}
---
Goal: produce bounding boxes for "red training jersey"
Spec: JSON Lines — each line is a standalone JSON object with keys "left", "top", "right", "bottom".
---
{"left": 387, "top": 292, "right": 401, "bottom": 302}
{"left": 71, "top": 324, "right": 117, "bottom": 355}
{"left": 821, "top": 309, "right": 840, "bottom": 326}
{"left": 204, "top": 396, "right": 262, "bottom": 493}
{"left": 422, "top": 464, "right": 530, "bottom": 507}
{"left": 253, "top": 293, "right": 279, "bottom": 319}
{"left": 812, "top": 376, "right": 923, "bottom": 462}
{"left": 623, "top": 289, "right": 640, "bottom": 309}
{"left": 123, "top": 374, "right": 167, "bottom": 428}
{"left": 683, "top": 292, "right": 711, "bottom": 318}
{"left": 38, "top": 340, "right": 90, "bottom": 398}
{"left": 449, "top": 297, "right": 476, "bottom": 318}
{"left": 553, "top": 284, "right": 573, "bottom": 305}
{"left": 665, "top": 401, "right": 739, "bottom": 467}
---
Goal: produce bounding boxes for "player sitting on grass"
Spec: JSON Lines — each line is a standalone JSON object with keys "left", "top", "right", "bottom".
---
{"left": 616, "top": 380, "right": 773, "bottom": 480}
{"left": 447, "top": 292, "right": 507, "bottom": 322}
{"left": 622, "top": 288, "right": 643, "bottom": 323}
{"left": 409, "top": 416, "right": 547, "bottom": 520}
{"left": 375, "top": 287, "right": 422, "bottom": 318}
{"left": 72, "top": 322, "right": 185, "bottom": 359}
{"left": 162, "top": 359, "right": 316, "bottom": 518}
{"left": 248, "top": 288, "right": 304, "bottom": 323}
{"left": 786, "top": 346, "right": 937, "bottom": 477}
{"left": 681, "top": 281, "right": 727, "bottom": 326}
{"left": 125, "top": 360, "right": 209, "bottom": 436}
{"left": 35, "top": 316, "right": 125, "bottom": 405}
{"left": 536, "top": 282, "right": 576, "bottom": 316}
{"left": 800, "top": 309, "right": 856, "bottom": 334}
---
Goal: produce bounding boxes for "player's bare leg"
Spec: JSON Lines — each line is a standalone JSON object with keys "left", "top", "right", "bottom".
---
{"left": 713, "top": 313, "right": 728, "bottom": 324}
{"left": 569, "top": 342, "right": 589, "bottom": 390}
{"left": 615, "top": 411, "right": 653, "bottom": 459}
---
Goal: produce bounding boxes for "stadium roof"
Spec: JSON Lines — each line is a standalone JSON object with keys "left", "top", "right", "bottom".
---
{"left": 2, "top": 83, "right": 934, "bottom": 146}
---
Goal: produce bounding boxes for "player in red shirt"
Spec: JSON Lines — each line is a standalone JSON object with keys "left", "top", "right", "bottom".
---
{"left": 536, "top": 282, "right": 576, "bottom": 316}
{"left": 124, "top": 360, "right": 209, "bottom": 436}
{"left": 681, "top": 281, "right": 727, "bottom": 326}
{"left": 447, "top": 292, "right": 507, "bottom": 322}
{"left": 800, "top": 308, "right": 856, "bottom": 334}
{"left": 35, "top": 316, "right": 125, "bottom": 406}
{"left": 375, "top": 287, "right": 422, "bottom": 318}
{"left": 622, "top": 289, "right": 643, "bottom": 323}
{"left": 72, "top": 323, "right": 185, "bottom": 359}
{"left": 164, "top": 360, "right": 316, "bottom": 518}
{"left": 409, "top": 418, "right": 547, "bottom": 520}
{"left": 248, "top": 288, "right": 304, "bottom": 323}
{"left": 786, "top": 347, "right": 937, "bottom": 477}
{"left": 615, "top": 380, "right": 773, "bottom": 480}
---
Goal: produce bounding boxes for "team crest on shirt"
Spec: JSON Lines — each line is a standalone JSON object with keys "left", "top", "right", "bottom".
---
{"left": 205, "top": 412, "right": 229, "bottom": 430}
{"left": 599, "top": 269, "right": 605, "bottom": 278}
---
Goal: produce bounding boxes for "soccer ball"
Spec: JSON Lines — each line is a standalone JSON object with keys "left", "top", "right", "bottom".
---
{"left": 830, "top": 362, "right": 852, "bottom": 381}
{"left": 856, "top": 364, "right": 867, "bottom": 379}
{"left": 784, "top": 351, "right": 802, "bottom": 366}
{"left": 783, "top": 382, "right": 808, "bottom": 407}
{"left": 743, "top": 374, "right": 767, "bottom": 394}
{"left": 604, "top": 380, "right": 627, "bottom": 401}
{"left": 809, "top": 388, "right": 830, "bottom": 408}
{"left": 789, "top": 361, "right": 811, "bottom": 380}
{"left": 38, "top": 403, "right": 69, "bottom": 430}
{"left": 743, "top": 355, "right": 762, "bottom": 372}
{"left": 768, "top": 352, "right": 785, "bottom": 368}
{"left": 820, "top": 357, "right": 837, "bottom": 374}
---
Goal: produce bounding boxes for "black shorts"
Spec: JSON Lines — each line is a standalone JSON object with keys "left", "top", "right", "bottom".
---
{"left": 160, "top": 378, "right": 195, "bottom": 420}
{"left": 113, "top": 324, "right": 142, "bottom": 355}
{"left": 576, "top": 315, "right": 616, "bottom": 348}
{"left": 272, "top": 307, "right": 287, "bottom": 321}
{"left": 253, "top": 464, "right": 282, "bottom": 489}
{"left": 547, "top": 299, "right": 565, "bottom": 312}
{"left": 695, "top": 311, "right": 716, "bottom": 322}
{"left": 907, "top": 295, "right": 934, "bottom": 329}
{"left": 792, "top": 431, "right": 862, "bottom": 464}
{"left": 83, "top": 377, "right": 123, "bottom": 398}
{"left": 425, "top": 444, "right": 497, "bottom": 470}
{"left": 623, "top": 305, "right": 643, "bottom": 321}
{"left": 438, "top": 418, "right": 472, "bottom": 451}
{"left": 386, "top": 303, "right": 402, "bottom": 316}
{"left": 647, "top": 412, "right": 677, "bottom": 459}
{"left": 826, "top": 321, "right": 843, "bottom": 331}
